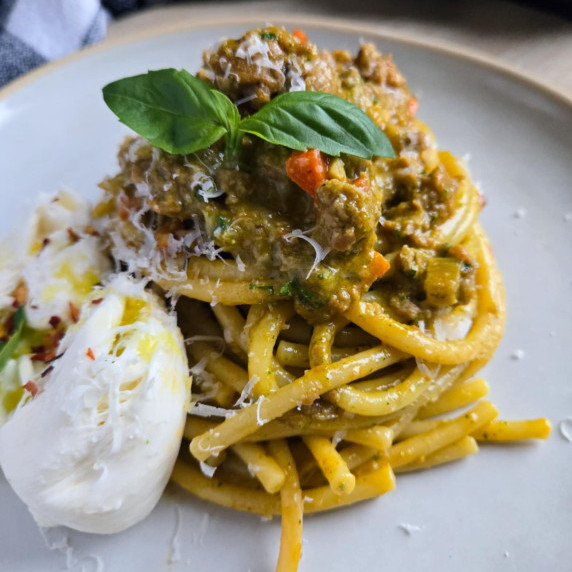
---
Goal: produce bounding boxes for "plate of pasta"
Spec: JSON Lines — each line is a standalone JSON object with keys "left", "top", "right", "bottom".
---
{"left": 0, "top": 15, "right": 571, "bottom": 572}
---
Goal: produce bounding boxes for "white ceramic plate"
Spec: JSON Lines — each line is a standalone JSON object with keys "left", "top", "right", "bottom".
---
{"left": 1, "top": 15, "right": 571, "bottom": 572}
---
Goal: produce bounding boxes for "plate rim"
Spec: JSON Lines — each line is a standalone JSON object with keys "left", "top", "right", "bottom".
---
{"left": 0, "top": 12, "right": 571, "bottom": 110}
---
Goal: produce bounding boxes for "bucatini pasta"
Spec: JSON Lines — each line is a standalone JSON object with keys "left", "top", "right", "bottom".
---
{"left": 0, "top": 25, "right": 550, "bottom": 572}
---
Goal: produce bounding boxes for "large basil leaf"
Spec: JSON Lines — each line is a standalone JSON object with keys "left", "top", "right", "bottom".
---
{"left": 102, "top": 69, "right": 228, "bottom": 155}
{"left": 239, "top": 91, "right": 395, "bottom": 159}
{"left": 0, "top": 306, "right": 26, "bottom": 372}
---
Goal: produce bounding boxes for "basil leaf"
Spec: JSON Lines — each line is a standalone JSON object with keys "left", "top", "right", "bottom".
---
{"left": 0, "top": 306, "right": 26, "bottom": 372}
{"left": 177, "top": 70, "right": 240, "bottom": 135}
{"left": 238, "top": 91, "right": 395, "bottom": 159}
{"left": 210, "top": 89, "right": 241, "bottom": 137}
{"left": 102, "top": 69, "right": 228, "bottom": 155}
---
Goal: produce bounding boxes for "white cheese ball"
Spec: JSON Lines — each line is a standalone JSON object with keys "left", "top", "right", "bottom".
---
{"left": 0, "top": 276, "right": 190, "bottom": 533}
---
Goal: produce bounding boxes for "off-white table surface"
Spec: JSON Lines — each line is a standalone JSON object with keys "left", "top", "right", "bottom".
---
{"left": 107, "top": 0, "right": 572, "bottom": 99}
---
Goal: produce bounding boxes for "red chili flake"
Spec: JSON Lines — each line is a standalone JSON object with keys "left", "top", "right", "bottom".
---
{"left": 91, "top": 298, "right": 103, "bottom": 305}
{"left": 40, "top": 365, "right": 54, "bottom": 378}
{"left": 43, "top": 350, "right": 56, "bottom": 362}
{"left": 48, "top": 331, "right": 65, "bottom": 348}
{"left": 30, "top": 345, "right": 45, "bottom": 354}
{"left": 31, "top": 350, "right": 56, "bottom": 362}
{"left": 86, "top": 347, "right": 95, "bottom": 361}
{"left": 45, "top": 352, "right": 64, "bottom": 364}
{"left": 49, "top": 315, "right": 61, "bottom": 329}
{"left": 67, "top": 227, "right": 80, "bottom": 243}
{"left": 42, "top": 237, "right": 51, "bottom": 249}
{"left": 85, "top": 225, "right": 100, "bottom": 237}
{"left": 23, "top": 381, "right": 38, "bottom": 397}
{"left": 69, "top": 302, "right": 79, "bottom": 323}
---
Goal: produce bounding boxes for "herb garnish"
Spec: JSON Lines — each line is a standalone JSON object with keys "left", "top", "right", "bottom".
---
{"left": 0, "top": 306, "right": 26, "bottom": 372}
{"left": 102, "top": 69, "right": 395, "bottom": 161}
{"left": 279, "top": 279, "right": 324, "bottom": 309}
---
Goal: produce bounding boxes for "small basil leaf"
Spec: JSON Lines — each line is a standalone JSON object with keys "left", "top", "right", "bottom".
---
{"left": 239, "top": 91, "right": 395, "bottom": 159}
{"left": 102, "top": 69, "right": 228, "bottom": 154}
{"left": 0, "top": 306, "right": 26, "bottom": 372}
{"left": 176, "top": 70, "right": 239, "bottom": 133}
{"left": 210, "top": 89, "right": 242, "bottom": 157}
{"left": 210, "top": 88, "right": 241, "bottom": 135}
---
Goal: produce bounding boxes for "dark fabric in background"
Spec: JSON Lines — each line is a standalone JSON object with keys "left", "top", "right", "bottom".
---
{"left": 102, "top": 0, "right": 169, "bottom": 16}
{"left": 0, "top": 0, "right": 170, "bottom": 87}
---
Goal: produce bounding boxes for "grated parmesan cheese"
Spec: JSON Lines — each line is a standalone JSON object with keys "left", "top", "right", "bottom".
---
{"left": 185, "top": 335, "right": 226, "bottom": 352}
{"left": 559, "top": 418, "right": 572, "bottom": 442}
{"left": 511, "top": 349, "right": 525, "bottom": 360}
{"left": 39, "top": 527, "right": 104, "bottom": 572}
{"left": 199, "top": 461, "right": 217, "bottom": 478}
{"left": 286, "top": 59, "right": 306, "bottom": 92}
{"left": 234, "top": 375, "right": 259, "bottom": 408}
{"left": 513, "top": 207, "right": 527, "bottom": 219}
{"left": 399, "top": 522, "right": 422, "bottom": 535}
{"left": 168, "top": 505, "right": 182, "bottom": 564}
{"left": 283, "top": 229, "right": 330, "bottom": 278}
{"left": 192, "top": 513, "right": 211, "bottom": 546}
{"left": 190, "top": 170, "right": 224, "bottom": 202}
{"left": 235, "top": 34, "right": 282, "bottom": 76}
{"left": 415, "top": 358, "right": 440, "bottom": 379}
{"left": 256, "top": 395, "right": 268, "bottom": 426}
{"left": 332, "top": 431, "right": 346, "bottom": 447}
{"left": 190, "top": 402, "right": 236, "bottom": 419}
{"left": 235, "top": 254, "right": 246, "bottom": 272}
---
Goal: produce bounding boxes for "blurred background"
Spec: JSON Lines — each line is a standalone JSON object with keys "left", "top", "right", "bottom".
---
{"left": 0, "top": 0, "right": 571, "bottom": 95}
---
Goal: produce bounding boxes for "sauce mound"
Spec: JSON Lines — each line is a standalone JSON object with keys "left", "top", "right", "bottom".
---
{"left": 98, "top": 26, "right": 474, "bottom": 323}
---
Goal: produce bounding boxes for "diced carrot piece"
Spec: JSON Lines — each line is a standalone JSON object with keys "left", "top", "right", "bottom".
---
{"left": 367, "top": 251, "right": 390, "bottom": 283}
{"left": 292, "top": 29, "right": 308, "bottom": 43}
{"left": 69, "top": 302, "right": 79, "bottom": 323}
{"left": 408, "top": 96, "right": 419, "bottom": 116}
{"left": 286, "top": 149, "right": 328, "bottom": 198}
{"left": 351, "top": 174, "right": 370, "bottom": 192}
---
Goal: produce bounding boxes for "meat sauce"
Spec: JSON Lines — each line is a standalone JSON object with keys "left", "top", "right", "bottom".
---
{"left": 99, "top": 26, "right": 474, "bottom": 323}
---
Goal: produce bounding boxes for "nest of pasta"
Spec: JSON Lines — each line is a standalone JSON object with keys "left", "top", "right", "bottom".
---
{"left": 95, "top": 26, "right": 549, "bottom": 572}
